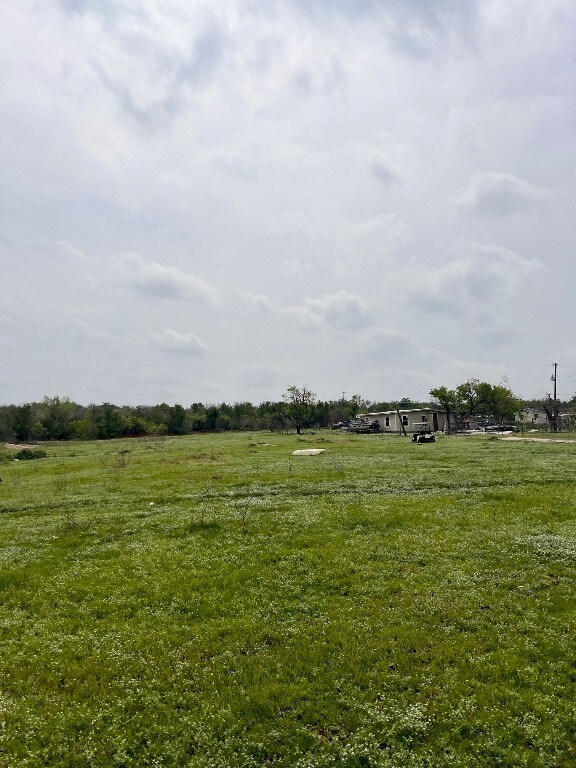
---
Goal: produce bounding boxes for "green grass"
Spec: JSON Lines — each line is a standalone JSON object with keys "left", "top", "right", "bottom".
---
{"left": 0, "top": 432, "right": 575, "bottom": 766}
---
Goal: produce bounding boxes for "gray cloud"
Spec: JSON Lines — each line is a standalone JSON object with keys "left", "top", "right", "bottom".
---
{"left": 292, "top": 58, "right": 347, "bottom": 98}
{"left": 371, "top": 161, "right": 402, "bottom": 187}
{"left": 72, "top": 320, "right": 121, "bottom": 345}
{"left": 115, "top": 252, "right": 218, "bottom": 303}
{"left": 151, "top": 328, "right": 207, "bottom": 355}
{"left": 457, "top": 172, "right": 547, "bottom": 217}
{"left": 281, "top": 0, "right": 480, "bottom": 57}
{"left": 1, "top": 1, "right": 574, "bottom": 404}
{"left": 58, "top": 0, "right": 117, "bottom": 19}
{"left": 387, "top": 0, "right": 479, "bottom": 59}
{"left": 407, "top": 243, "right": 544, "bottom": 318}
{"left": 286, "top": 291, "right": 373, "bottom": 332}
{"left": 61, "top": 4, "right": 227, "bottom": 128}
{"left": 369, "top": 330, "right": 414, "bottom": 358}
{"left": 239, "top": 364, "right": 280, "bottom": 389}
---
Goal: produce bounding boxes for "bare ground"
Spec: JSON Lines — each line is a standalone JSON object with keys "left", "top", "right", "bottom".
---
{"left": 500, "top": 436, "right": 576, "bottom": 443}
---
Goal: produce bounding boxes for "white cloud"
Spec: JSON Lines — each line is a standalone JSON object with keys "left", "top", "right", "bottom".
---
{"left": 282, "top": 0, "right": 480, "bottom": 59}
{"left": 72, "top": 319, "right": 120, "bottom": 344}
{"left": 285, "top": 291, "right": 373, "bottom": 332}
{"left": 56, "top": 240, "right": 92, "bottom": 262}
{"left": 335, "top": 214, "right": 411, "bottom": 271}
{"left": 151, "top": 328, "right": 207, "bottom": 355}
{"left": 56, "top": 2, "right": 229, "bottom": 130}
{"left": 457, "top": 172, "right": 547, "bottom": 217}
{"left": 273, "top": 211, "right": 411, "bottom": 279}
{"left": 1, "top": 0, "right": 575, "bottom": 404}
{"left": 238, "top": 292, "right": 275, "bottom": 313}
{"left": 408, "top": 242, "right": 543, "bottom": 317}
{"left": 115, "top": 252, "right": 218, "bottom": 303}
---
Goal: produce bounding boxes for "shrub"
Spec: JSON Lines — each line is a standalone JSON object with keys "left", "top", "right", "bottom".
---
{"left": 13, "top": 448, "right": 48, "bottom": 460}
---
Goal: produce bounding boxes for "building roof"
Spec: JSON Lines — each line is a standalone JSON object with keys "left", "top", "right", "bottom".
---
{"left": 360, "top": 408, "right": 445, "bottom": 417}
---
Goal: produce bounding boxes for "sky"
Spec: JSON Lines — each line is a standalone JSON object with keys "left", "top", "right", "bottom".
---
{"left": 2, "top": 0, "right": 576, "bottom": 406}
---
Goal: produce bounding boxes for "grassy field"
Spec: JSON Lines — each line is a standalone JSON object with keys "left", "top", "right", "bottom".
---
{"left": 0, "top": 431, "right": 575, "bottom": 767}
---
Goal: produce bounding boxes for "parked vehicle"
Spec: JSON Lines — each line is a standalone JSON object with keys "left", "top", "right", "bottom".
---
{"left": 348, "top": 417, "right": 381, "bottom": 434}
{"left": 412, "top": 429, "right": 436, "bottom": 443}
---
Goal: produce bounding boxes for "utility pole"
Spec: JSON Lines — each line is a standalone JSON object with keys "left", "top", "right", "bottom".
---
{"left": 544, "top": 363, "right": 560, "bottom": 432}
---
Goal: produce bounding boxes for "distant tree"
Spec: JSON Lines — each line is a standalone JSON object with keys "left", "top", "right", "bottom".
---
{"left": 89, "top": 404, "right": 125, "bottom": 439}
{"left": 258, "top": 401, "right": 287, "bottom": 431}
{"left": 283, "top": 386, "right": 316, "bottom": 435}
{"left": 204, "top": 407, "right": 219, "bottom": 431}
{"left": 148, "top": 403, "right": 173, "bottom": 432}
{"left": 232, "top": 402, "right": 258, "bottom": 430}
{"left": 0, "top": 407, "right": 14, "bottom": 440}
{"left": 39, "top": 396, "right": 75, "bottom": 440}
{"left": 69, "top": 418, "right": 94, "bottom": 440}
{"left": 166, "top": 404, "right": 186, "bottom": 435}
{"left": 11, "top": 404, "right": 34, "bottom": 442}
{"left": 190, "top": 413, "right": 207, "bottom": 432}
{"left": 346, "top": 394, "right": 365, "bottom": 419}
{"left": 148, "top": 422, "right": 168, "bottom": 436}
{"left": 314, "top": 400, "right": 331, "bottom": 428}
{"left": 123, "top": 415, "right": 149, "bottom": 437}
{"left": 429, "top": 385, "right": 458, "bottom": 433}
{"left": 430, "top": 379, "right": 520, "bottom": 433}
{"left": 216, "top": 413, "right": 232, "bottom": 431}
{"left": 489, "top": 383, "right": 522, "bottom": 424}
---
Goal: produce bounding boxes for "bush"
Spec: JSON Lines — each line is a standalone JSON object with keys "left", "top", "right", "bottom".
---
{"left": 13, "top": 448, "right": 48, "bottom": 461}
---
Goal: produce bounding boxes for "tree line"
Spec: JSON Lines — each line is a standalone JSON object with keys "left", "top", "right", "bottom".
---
{"left": 429, "top": 380, "right": 521, "bottom": 433}
{"left": 429, "top": 379, "right": 576, "bottom": 433}
{"left": 0, "top": 393, "right": 431, "bottom": 442}
{"left": 1, "top": 380, "right": 570, "bottom": 442}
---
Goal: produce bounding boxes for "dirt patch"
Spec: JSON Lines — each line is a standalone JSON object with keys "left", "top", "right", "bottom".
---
{"left": 500, "top": 437, "right": 576, "bottom": 444}
{"left": 3, "top": 443, "right": 31, "bottom": 450}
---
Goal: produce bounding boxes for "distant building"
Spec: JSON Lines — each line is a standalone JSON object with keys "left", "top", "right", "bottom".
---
{"left": 516, "top": 407, "right": 546, "bottom": 425}
{"left": 357, "top": 408, "right": 447, "bottom": 434}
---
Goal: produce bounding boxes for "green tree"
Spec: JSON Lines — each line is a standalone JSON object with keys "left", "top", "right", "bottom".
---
{"left": 11, "top": 404, "right": 34, "bottom": 442}
{"left": 69, "top": 418, "right": 94, "bottom": 440}
{"left": 346, "top": 394, "right": 365, "bottom": 419}
{"left": 190, "top": 413, "right": 207, "bottom": 432}
{"left": 166, "top": 404, "right": 186, "bottom": 435}
{"left": 429, "top": 385, "right": 458, "bottom": 433}
{"left": 94, "top": 405, "right": 125, "bottom": 440}
{"left": 258, "top": 401, "right": 287, "bottom": 431}
{"left": 205, "top": 407, "right": 219, "bottom": 431}
{"left": 283, "top": 386, "right": 316, "bottom": 435}
{"left": 123, "top": 415, "right": 149, "bottom": 437}
{"left": 489, "top": 383, "right": 522, "bottom": 424}
{"left": 39, "top": 396, "right": 75, "bottom": 440}
{"left": 430, "top": 379, "right": 521, "bottom": 433}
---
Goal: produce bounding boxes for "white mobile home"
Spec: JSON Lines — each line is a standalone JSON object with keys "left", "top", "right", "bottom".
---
{"left": 357, "top": 408, "right": 447, "bottom": 434}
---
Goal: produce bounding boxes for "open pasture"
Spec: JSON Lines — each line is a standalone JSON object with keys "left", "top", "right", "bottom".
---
{"left": 0, "top": 432, "right": 575, "bottom": 767}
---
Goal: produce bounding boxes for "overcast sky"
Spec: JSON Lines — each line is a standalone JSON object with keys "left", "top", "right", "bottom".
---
{"left": 2, "top": 0, "right": 575, "bottom": 406}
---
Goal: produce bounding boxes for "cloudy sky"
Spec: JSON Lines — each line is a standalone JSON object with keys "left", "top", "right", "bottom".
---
{"left": 2, "top": 0, "right": 575, "bottom": 406}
